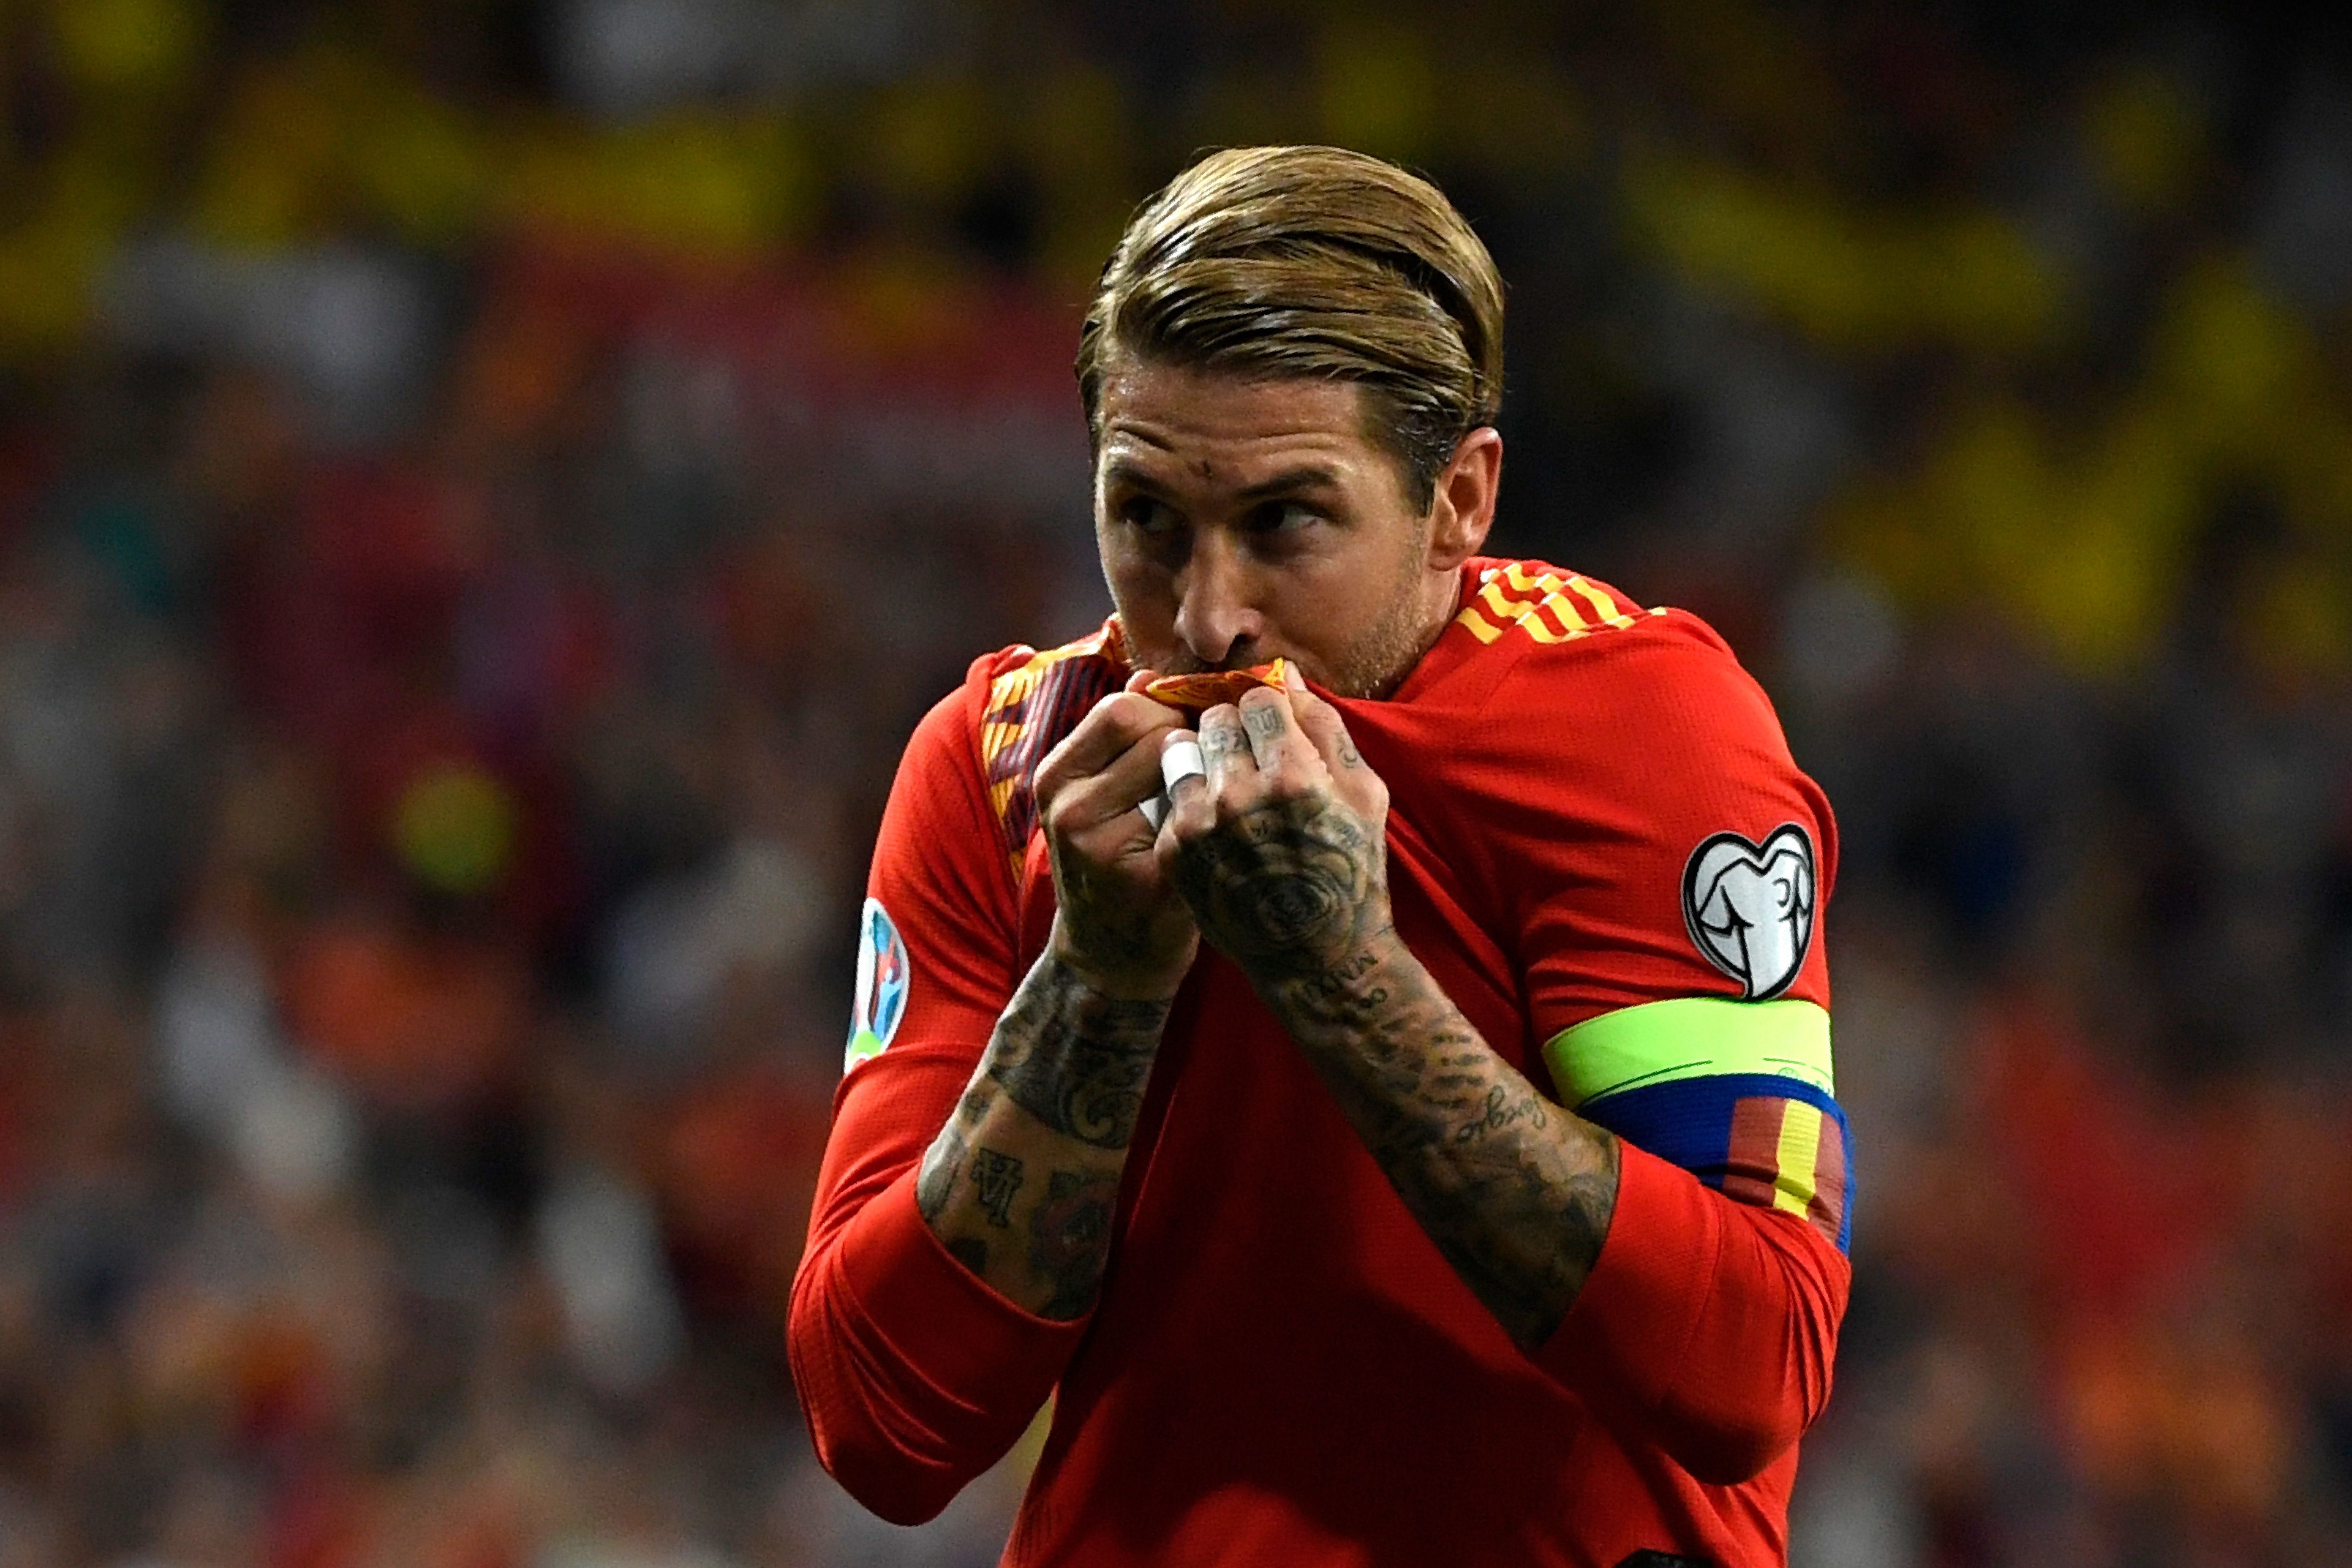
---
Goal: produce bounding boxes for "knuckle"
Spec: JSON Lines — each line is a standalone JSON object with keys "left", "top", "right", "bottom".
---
{"left": 1099, "top": 693, "right": 1151, "bottom": 731}
{"left": 1074, "top": 711, "right": 1122, "bottom": 750}
{"left": 1072, "top": 699, "right": 1127, "bottom": 746}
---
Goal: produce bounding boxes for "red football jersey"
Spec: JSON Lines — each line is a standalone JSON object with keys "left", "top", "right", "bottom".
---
{"left": 790, "top": 559, "right": 1851, "bottom": 1567}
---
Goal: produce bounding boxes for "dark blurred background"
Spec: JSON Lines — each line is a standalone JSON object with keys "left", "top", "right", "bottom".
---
{"left": 3, "top": 2, "right": 2351, "bottom": 1564}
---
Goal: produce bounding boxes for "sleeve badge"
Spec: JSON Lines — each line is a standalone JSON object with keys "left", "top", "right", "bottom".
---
{"left": 1682, "top": 825, "right": 1816, "bottom": 1001}
{"left": 844, "top": 897, "right": 910, "bottom": 1073}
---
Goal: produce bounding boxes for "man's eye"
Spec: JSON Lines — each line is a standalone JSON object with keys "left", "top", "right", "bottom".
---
{"left": 1120, "top": 498, "right": 1179, "bottom": 536}
{"left": 1251, "top": 501, "right": 1321, "bottom": 534}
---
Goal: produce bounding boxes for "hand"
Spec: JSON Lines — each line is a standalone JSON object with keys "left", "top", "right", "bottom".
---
{"left": 1035, "top": 683, "right": 1200, "bottom": 999}
{"left": 1160, "top": 667, "right": 1392, "bottom": 983}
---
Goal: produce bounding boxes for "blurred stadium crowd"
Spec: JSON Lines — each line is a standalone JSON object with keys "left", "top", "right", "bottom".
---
{"left": 3, "top": 1, "right": 2352, "bottom": 1565}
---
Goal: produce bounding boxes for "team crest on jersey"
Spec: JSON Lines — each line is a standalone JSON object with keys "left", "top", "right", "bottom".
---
{"left": 1682, "top": 825, "right": 1816, "bottom": 1001}
{"left": 844, "top": 898, "right": 909, "bottom": 1073}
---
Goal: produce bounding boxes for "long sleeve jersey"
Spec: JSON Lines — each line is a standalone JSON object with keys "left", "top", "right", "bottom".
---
{"left": 789, "top": 558, "right": 1854, "bottom": 1567}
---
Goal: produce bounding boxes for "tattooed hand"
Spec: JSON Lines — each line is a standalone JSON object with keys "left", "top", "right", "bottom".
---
{"left": 1036, "top": 685, "right": 1200, "bottom": 999}
{"left": 1160, "top": 666, "right": 1393, "bottom": 984}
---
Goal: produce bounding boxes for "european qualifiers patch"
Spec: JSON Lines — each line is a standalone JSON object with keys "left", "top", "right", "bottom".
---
{"left": 844, "top": 897, "right": 910, "bottom": 1073}
{"left": 1682, "top": 824, "right": 1816, "bottom": 1001}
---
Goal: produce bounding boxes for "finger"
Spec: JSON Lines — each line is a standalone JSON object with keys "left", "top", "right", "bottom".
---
{"left": 1123, "top": 669, "right": 1192, "bottom": 725}
{"left": 1160, "top": 730, "right": 1206, "bottom": 801}
{"left": 1037, "top": 691, "right": 1186, "bottom": 797}
{"left": 1235, "top": 686, "right": 1312, "bottom": 775}
{"left": 1047, "top": 722, "right": 1179, "bottom": 837}
{"left": 1138, "top": 728, "right": 1202, "bottom": 836}
{"left": 1195, "top": 703, "right": 1255, "bottom": 793}
{"left": 1159, "top": 730, "right": 1216, "bottom": 846}
{"left": 1288, "top": 685, "right": 1382, "bottom": 808}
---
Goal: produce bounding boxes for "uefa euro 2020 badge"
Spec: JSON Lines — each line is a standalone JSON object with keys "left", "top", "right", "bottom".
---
{"left": 845, "top": 897, "right": 910, "bottom": 1073}
{"left": 1682, "top": 824, "right": 1816, "bottom": 1002}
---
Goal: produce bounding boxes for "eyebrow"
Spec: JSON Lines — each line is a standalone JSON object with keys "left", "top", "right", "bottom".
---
{"left": 1234, "top": 466, "right": 1340, "bottom": 502}
{"left": 1100, "top": 460, "right": 1341, "bottom": 501}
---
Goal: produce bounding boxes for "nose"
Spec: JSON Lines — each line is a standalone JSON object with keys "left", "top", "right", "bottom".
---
{"left": 1170, "top": 530, "right": 1266, "bottom": 667}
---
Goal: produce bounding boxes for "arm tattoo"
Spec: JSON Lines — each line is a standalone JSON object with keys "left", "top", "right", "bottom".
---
{"left": 1266, "top": 936, "right": 1620, "bottom": 1351}
{"left": 985, "top": 959, "right": 1171, "bottom": 1149}
{"left": 915, "top": 1121, "right": 967, "bottom": 1222}
{"left": 969, "top": 1148, "right": 1024, "bottom": 1226}
{"left": 1028, "top": 1170, "right": 1118, "bottom": 1320}
{"left": 912, "top": 951, "right": 1171, "bottom": 1319}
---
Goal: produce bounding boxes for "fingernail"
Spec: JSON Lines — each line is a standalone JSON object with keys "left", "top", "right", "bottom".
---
{"left": 1282, "top": 661, "right": 1304, "bottom": 693}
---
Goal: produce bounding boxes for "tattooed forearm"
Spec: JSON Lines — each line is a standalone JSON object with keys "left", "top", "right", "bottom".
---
{"left": 912, "top": 950, "right": 1173, "bottom": 1320}
{"left": 1265, "top": 934, "right": 1620, "bottom": 1350}
{"left": 1028, "top": 1170, "right": 1118, "bottom": 1319}
{"left": 915, "top": 1119, "right": 967, "bottom": 1223}
{"left": 969, "top": 1149, "right": 1024, "bottom": 1226}
{"left": 986, "top": 959, "right": 1171, "bottom": 1148}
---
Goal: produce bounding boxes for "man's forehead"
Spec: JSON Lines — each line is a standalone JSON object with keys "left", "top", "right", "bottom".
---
{"left": 1094, "top": 359, "right": 1374, "bottom": 468}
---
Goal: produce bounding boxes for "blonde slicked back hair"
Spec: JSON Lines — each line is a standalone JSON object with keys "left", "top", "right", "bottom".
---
{"left": 1076, "top": 146, "right": 1506, "bottom": 513}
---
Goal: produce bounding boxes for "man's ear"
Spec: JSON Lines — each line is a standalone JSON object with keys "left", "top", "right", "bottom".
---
{"left": 1425, "top": 427, "right": 1502, "bottom": 571}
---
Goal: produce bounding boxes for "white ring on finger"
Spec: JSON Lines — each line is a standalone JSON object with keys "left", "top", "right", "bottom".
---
{"left": 1160, "top": 736, "right": 1206, "bottom": 793}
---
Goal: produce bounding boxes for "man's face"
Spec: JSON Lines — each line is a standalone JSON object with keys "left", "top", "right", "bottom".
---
{"left": 1092, "top": 359, "right": 1492, "bottom": 700}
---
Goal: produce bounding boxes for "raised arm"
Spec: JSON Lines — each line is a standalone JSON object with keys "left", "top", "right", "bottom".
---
{"left": 789, "top": 677, "right": 1198, "bottom": 1523}
{"left": 1160, "top": 668, "right": 1846, "bottom": 1482}
{"left": 1160, "top": 671, "right": 1614, "bottom": 1345}
{"left": 909, "top": 686, "right": 1197, "bottom": 1316}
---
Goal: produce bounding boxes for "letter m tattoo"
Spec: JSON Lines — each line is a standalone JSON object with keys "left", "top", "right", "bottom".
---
{"left": 970, "top": 1149, "right": 1025, "bottom": 1227}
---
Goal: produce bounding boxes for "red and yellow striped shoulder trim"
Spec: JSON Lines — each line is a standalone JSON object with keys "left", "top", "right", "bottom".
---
{"left": 977, "top": 624, "right": 1124, "bottom": 873}
{"left": 1455, "top": 563, "right": 1669, "bottom": 647}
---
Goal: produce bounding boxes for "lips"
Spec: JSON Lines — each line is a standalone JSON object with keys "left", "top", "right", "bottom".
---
{"left": 1682, "top": 825, "right": 1817, "bottom": 1000}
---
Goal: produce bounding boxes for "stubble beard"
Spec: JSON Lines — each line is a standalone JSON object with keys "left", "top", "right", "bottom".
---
{"left": 1320, "top": 553, "right": 1452, "bottom": 699}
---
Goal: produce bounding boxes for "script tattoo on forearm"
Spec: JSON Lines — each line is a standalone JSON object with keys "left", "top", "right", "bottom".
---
{"left": 984, "top": 958, "right": 1171, "bottom": 1148}
{"left": 1269, "top": 939, "right": 1620, "bottom": 1350}
{"left": 913, "top": 951, "right": 1173, "bottom": 1320}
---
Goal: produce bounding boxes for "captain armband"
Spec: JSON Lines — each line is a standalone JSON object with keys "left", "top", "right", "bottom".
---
{"left": 1542, "top": 999, "right": 1853, "bottom": 1252}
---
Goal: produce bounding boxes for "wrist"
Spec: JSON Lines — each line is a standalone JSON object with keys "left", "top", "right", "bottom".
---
{"left": 1261, "top": 921, "right": 1410, "bottom": 1031}
{"left": 1045, "top": 919, "right": 1195, "bottom": 1003}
